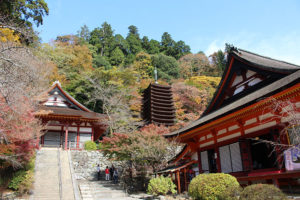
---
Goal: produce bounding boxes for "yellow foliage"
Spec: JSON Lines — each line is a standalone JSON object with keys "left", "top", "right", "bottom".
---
{"left": 49, "top": 63, "right": 67, "bottom": 85}
{"left": 187, "top": 76, "right": 221, "bottom": 88}
{"left": 185, "top": 76, "right": 221, "bottom": 99}
{"left": 133, "top": 52, "right": 153, "bottom": 79}
{"left": 0, "top": 28, "right": 20, "bottom": 43}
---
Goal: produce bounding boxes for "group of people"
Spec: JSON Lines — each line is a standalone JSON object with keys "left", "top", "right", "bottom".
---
{"left": 96, "top": 164, "right": 119, "bottom": 184}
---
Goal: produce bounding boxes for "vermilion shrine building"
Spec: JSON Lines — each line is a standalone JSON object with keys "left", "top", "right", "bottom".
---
{"left": 164, "top": 48, "right": 300, "bottom": 193}
{"left": 35, "top": 81, "right": 106, "bottom": 150}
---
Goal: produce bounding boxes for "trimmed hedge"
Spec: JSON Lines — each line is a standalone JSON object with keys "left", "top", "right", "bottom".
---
{"left": 84, "top": 141, "right": 97, "bottom": 150}
{"left": 240, "top": 184, "right": 287, "bottom": 200}
{"left": 147, "top": 176, "right": 177, "bottom": 196}
{"left": 188, "top": 173, "right": 241, "bottom": 200}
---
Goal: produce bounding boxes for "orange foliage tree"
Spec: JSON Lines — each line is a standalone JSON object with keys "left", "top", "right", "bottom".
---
{"left": 102, "top": 124, "right": 179, "bottom": 174}
{"left": 170, "top": 82, "right": 209, "bottom": 130}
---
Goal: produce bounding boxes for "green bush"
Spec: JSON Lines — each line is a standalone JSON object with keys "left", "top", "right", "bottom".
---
{"left": 84, "top": 141, "right": 97, "bottom": 150}
{"left": 7, "top": 154, "right": 35, "bottom": 194}
{"left": 8, "top": 170, "right": 33, "bottom": 194}
{"left": 240, "top": 184, "right": 287, "bottom": 200}
{"left": 188, "top": 173, "right": 241, "bottom": 200}
{"left": 147, "top": 176, "right": 177, "bottom": 196}
{"left": 97, "top": 142, "right": 103, "bottom": 150}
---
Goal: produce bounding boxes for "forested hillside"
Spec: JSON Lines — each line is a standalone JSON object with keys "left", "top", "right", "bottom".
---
{"left": 40, "top": 22, "right": 226, "bottom": 132}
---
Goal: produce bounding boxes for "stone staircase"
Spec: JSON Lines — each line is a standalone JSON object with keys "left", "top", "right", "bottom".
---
{"left": 78, "top": 180, "right": 137, "bottom": 200}
{"left": 31, "top": 148, "right": 75, "bottom": 200}
{"left": 31, "top": 148, "right": 60, "bottom": 200}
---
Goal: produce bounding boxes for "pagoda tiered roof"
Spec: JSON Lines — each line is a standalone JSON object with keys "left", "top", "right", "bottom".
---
{"left": 142, "top": 83, "right": 176, "bottom": 126}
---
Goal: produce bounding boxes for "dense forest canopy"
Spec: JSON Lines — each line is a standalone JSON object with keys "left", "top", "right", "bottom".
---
{"left": 39, "top": 21, "right": 226, "bottom": 131}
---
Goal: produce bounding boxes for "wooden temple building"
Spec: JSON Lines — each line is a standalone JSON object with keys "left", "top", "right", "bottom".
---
{"left": 35, "top": 81, "right": 106, "bottom": 150}
{"left": 163, "top": 48, "right": 300, "bottom": 193}
{"left": 142, "top": 83, "right": 176, "bottom": 126}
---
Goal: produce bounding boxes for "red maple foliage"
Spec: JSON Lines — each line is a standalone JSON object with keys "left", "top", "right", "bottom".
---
{"left": 0, "top": 95, "right": 42, "bottom": 169}
{"left": 102, "top": 124, "right": 178, "bottom": 173}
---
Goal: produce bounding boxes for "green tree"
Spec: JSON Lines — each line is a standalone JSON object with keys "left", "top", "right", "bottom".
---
{"left": 77, "top": 24, "right": 90, "bottom": 44}
{"left": 128, "top": 25, "right": 140, "bottom": 38}
{"left": 114, "top": 34, "right": 129, "bottom": 55}
{"left": 174, "top": 40, "right": 191, "bottom": 59}
{"left": 126, "top": 25, "right": 142, "bottom": 56}
{"left": 110, "top": 47, "right": 125, "bottom": 66}
{"left": 93, "top": 55, "right": 111, "bottom": 69}
{"left": 148, "top": 39, "right": 161, "bottom": 54}
{"left": 151, "top": 54, "right": 179, "bottom": 81}
{"left": 160, "top": 32, "right": 175, "bottom": 57}
{"left": 141, "top": 36, "right": 150, "bottom": 51}
{"left": 0, "top": 0, "right": 49, "bottom": 27}
{"left": 210, "top": 50, "right": 226, "bottom": 76}
{"left": 89, "top": 22, "right": 114, "bottom": 56}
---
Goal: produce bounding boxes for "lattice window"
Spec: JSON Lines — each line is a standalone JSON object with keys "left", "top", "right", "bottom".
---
{"left": 219, "top": 142, "right": 243, "bottom": 173}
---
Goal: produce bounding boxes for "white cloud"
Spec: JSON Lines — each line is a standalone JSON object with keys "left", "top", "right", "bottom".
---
{"left": 204, "top": 31, "right": 300, "bottom": 65}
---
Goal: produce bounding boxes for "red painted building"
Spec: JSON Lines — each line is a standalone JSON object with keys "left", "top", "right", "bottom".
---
{"left": 164, "top": 48, "right": 300, "bottom": 193}
{"left": 35, "top": 81, "right": 107, "bottom": 150}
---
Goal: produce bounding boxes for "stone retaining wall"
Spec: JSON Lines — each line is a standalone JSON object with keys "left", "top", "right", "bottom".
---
{"left": 70, "top": 150, "right": 123, "bottom": 180}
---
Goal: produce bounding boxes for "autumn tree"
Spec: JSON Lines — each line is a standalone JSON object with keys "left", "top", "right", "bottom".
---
{"left": 185, "top": 76, "right": 221, "bottom": 101}
{"left": 0, "top": 16, "right": 52, "bottom": 171}
{"left": 178, "top": 53, "right": 211, "bottom": 78}
{"left": 102, "top": 124, "right": 180, "bottom": 189}
{"left": 42, "top": 35, "right": 93, "bottom": 75}
{"left": 132, "top": 52, "right": 154, "bottom": 79}
{"left": 170, "top": 82, "right": 209, "bottom": 130}
{"left": 88, "top": 72, "right": 138, "bottom": 133}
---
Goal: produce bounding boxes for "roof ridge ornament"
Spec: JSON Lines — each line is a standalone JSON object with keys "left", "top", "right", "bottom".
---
{"left": 52, "top": 80, "right": 61, "bottom": 87}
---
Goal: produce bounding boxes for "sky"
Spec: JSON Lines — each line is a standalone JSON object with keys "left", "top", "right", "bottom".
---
{"left": 37, "top": 0, "right": 300, "bottom": 65}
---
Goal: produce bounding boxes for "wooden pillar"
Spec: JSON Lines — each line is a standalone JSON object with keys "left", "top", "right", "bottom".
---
{"left": 64, "top": 125, "right": 69, "bottom": 150}
{"left": 60, "top": 125, "right": 64, "bottom": 147}
{"left": 42, "top": 135, "right": 45, "bottom": 146}
{"left": 76, "top": 125, "right": 80, "bottom": 149}
{"left": 272, "top": 178, "right": 279, "bottom": 188}
{"left": 184, "top": 168, "right": 187, "bottom": 192}
{"left": 197, "top": 148, "right": 202, "bottom": 173}
{"left": 215, "top": 147, "right": 221, "bottom": 173}
{"left": 212, "top": 129, "right": 221, "bottom": 172}
{"left": 91, "top": 126, "right": 94, "bottom": 141}
{"left": 176, "top": 171, "right": 181, "bottom": 193}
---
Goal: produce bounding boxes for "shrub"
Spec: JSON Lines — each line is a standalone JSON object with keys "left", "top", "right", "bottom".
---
{"left": 240, "top": 184, "right": 287, "bottom": 200}
{"left": 8, "top": 169, "right": 33, "bottom": 194}
{"left": 7, "top": 155, "right": 35, "bottom": 194}
{"left": 188, "top": 173, "right": 241, "bottom": 200}
{"left": 97, "top": 142, "right": 103, "bottom": 150}
{"left": 84, "top": 141, "right": 97, "bottom": 150}
{"left": 147, "top": 176, "right": 177, "bottom": 196}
